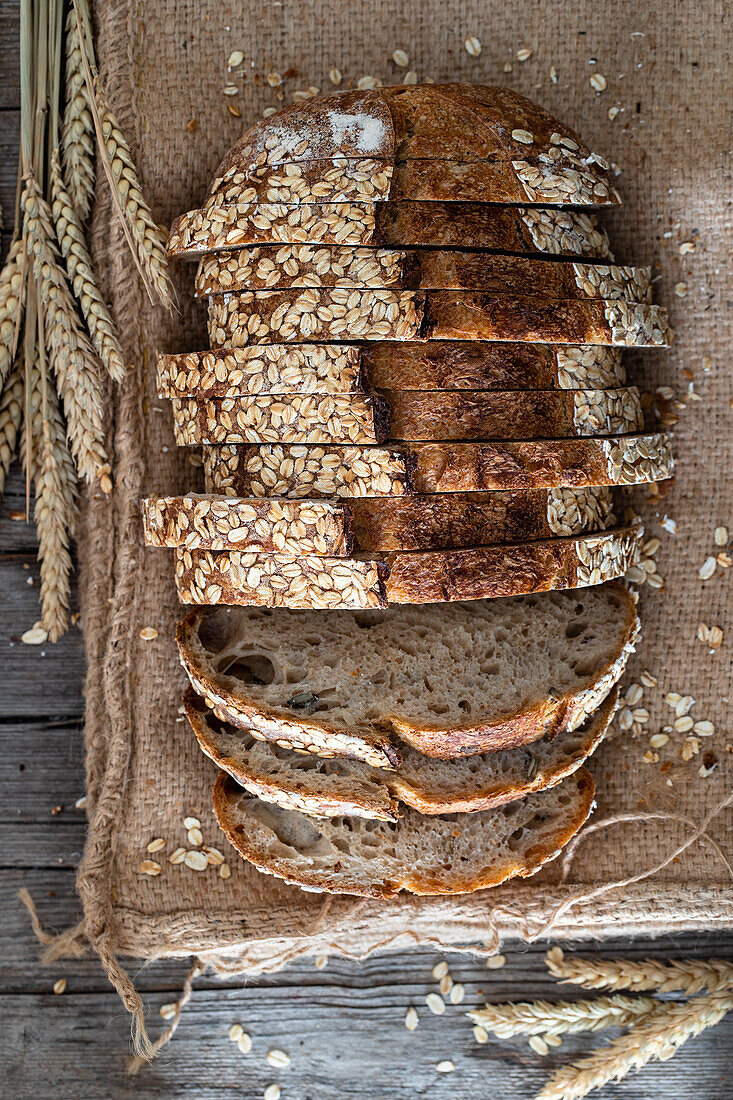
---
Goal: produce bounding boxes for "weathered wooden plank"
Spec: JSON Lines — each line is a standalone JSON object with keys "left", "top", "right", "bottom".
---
{"left": 0, "top": 719, "right": 85, "bottom": 821}
{"left": 0, "top": 465, "right": 39, "bottom": 553}
{"left": 0, "top": 558, "right": 84, "bottom": 718}
{"left": 0, "top": 2, "right": 19, "bottom": 110}
{"left": 0, "top": 109, "right": 20, "bottom": 222}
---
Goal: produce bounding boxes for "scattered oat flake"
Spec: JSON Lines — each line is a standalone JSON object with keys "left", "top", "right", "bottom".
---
{"left": 392, "top": 49, "right": 409, "bottom": 67}
{"left": 267, "top": 1049, "right": 290, "bottom": 1068}
{"left": 674, "top": 282, "right": 688, "bottom": 297}
{"left": 22, "top": 626, "right": 47, "bottom": 645}
{"left": 328, "top": 68, "right": 342, "bottom": 85}
{"left": 714, "top": 526, "right": 728, "bottom": 546}
{"left": 544, "top": 1033, "right": 563, "bottom": 1047}
{"left": 640, "top": 670, "right": 658, "bottom": 688}
{"left": 650, "top": 733, "right": 669, "bottom": 749}
{"left": 238, "top": 1032, "right": 253, "bottom": 1054}
{"left": 608, "top": 105, "right": 620, "bottom": 120}
{"left": 709, "top": 627, "right": 724, "bottom": 649}
{"left": 643, "top": 750, "right": 659, "bottom": 764}
{"left": 187, "top": 118, "right": 198, "bottom": 132}
{"left": 516, "top": 47, "right": 533, "bottom": 61}
{"left": 223, "top": 84, "right": 239, "bottom": 96}
{"left": 357, "top": 75, "right": 380, "bottom": 89}
{"left": 138, "top": 860, "right": 162, "bottom": 876}
{"left": 405, "top": 1007, "right": 419, "bottom": 1031}
{"left": 169, "top": 847, "right": 186, "bottom": 864}
{"left": 184, "top": 850, "right": 208, "bottom": 871}
{"left": 549, "top": 64, "right": 558, "bottom": 83}
{"left": 473, "top": 1024, "right": 489, "bottom": 1044}
{"left": 699, "top": 556, "right": 717, "bottom": 580}
{"left": 436, "top": 1060, "right": 455, "bottom": 1073}
{"left": 188, "top": 827, "right": 204, "bottom": 847}
{"left": 160, "top": 1002, "right": 177, "bottom": 1020}
{"left": 694, "top": 720, "right": 715, "bottom": 736}
{"left": 530, "top": 1035, "right": 550, "bottom": 1055}
{"left": 74, "top": 795, "right": 88, "bottom": 810}
{"left": 426, "top": 992, "right": 446, "bottom": 1015}
{"left": 314, "top": 953, "right": 329, "bottom": 970}
{"left": 204, "top": 846, "right": 225, "bottom": 866}
{"left": 264, "top": 1085, "right": 280, "bottom": 1100}
{"left": 503, "top": 61, "right": 513, "bottom": 73}
{"left": 432, "top": 961, "right": 449, "bottom": 979}
{"left": 266, "top": 72, "right": 283, "bottom": 87}
{"left": 184, "top": 816, "right": 201, "bottom": 829}
{"left": 486, "top": 954, "right": 506, "bottom": 969}
{"left": 403, "top": 71, "right": 418, "bottom": 85}
{"left": 139, "top": 627, "right": 158, "bottom": 640}
{"left": 661, "top": 517, "right": 677, "bottom": 534}
{"left": 262, "top": 107, "right": 277, "bottom": 118}
{"left": 464, "top": 36, "right": 482, "bottom": 57}
{"left": 219, "top": 862, "right": 231, "bottom": 879}
{"left": 227, "top": 50, "right": 244, "bottom": 69}
{"left": 450, "top": 983, "right": 466, "bottom": 1005}
{"left": 590, "top": 73, "right": 607, "bottom": 92}
{"left": 439, "top": 973, "right": 454, "bottom": 996}
{"left": 718, "top": 552, "right": 732, "bottom": 568}
{"left": 512, "top": 128, "right": 534, "bottom": 144}
{"left": 53, "top": 978, "right": 67, "bottom": 994}
{"left": 679, "top": 241, "right": 695, "bottom": 254}
{"left": 229, "top": 1023, "right": 244, "bottom": 1041}
{"left": 147, "top": 837, "right": 165, "bottom": 853}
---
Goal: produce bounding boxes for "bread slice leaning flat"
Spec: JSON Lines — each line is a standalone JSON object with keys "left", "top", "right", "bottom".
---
{"left": 177, "top": 582, "right": 638, "bottom": 765}
{"left": 187, "top": 685, "right": 616, "bottom": 820}
{"left": 212, "top": 767, "right": 597, "bottom": 898}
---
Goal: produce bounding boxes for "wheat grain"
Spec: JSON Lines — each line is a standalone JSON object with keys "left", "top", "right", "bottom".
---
{"left": 51, "top": 149, "right": 126, "bottom": 381}
{"left": 470, "top": 994, "right": 657, "bottom": 1038}
{"left": 94, "top": 88, "right": 173, "bottom": 309}
{"left": 0, "top": 238, "right": 26, "bottom": 388}
{"left": 61, "top": 5, "right": 95, "bottom": 219}
{"left": 27, "top": 341, "right": 78, "bottom": 642}
{"left": 22, "top": 173, "right": 110, "bottom": 488}
{"left": 537, "top": 993, "right": 733, "bottom": 1100}
{"left": 545, "top": 947, "right": 733, "bottom": 996}
{"left": 0, "top": 359, "right": 23, "bottom": 499}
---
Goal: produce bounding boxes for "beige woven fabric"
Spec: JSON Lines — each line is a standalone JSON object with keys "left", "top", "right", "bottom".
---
{"left": 78, "top": 0, "right": 733, "bottom": 1005}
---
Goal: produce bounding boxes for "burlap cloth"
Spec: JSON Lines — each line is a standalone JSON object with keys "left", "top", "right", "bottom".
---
{"left": 71, "top": 0, "right": 732, "bottom": 1042}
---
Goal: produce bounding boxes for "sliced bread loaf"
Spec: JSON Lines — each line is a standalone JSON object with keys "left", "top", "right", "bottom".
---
{"left": 174, "top": 526, "right": 641, "bottom": 609}
{"left": 194, "top": 250, "right": 650, "bottom": 300}
{"left": 187, "top": 685, "right": 616, "bottom": 819}
{"left": 167, "top": 202, "right": 614, "bottom": 258}
{"left": 143, "top": 487, "right": 615, "bottom": 553}
{"left": 211, "top": 766, "right": 597, "bottom": 897}
{"left": 208, "top": 290, "right": 670, "bottom": 348}
{"left": 170, "top": 388, "right": 643, "bottom": 447}
{"left": 176, "top": 581, "right": 638, "bottom": 763}
{"left": 203, "top": 435, "right": 673, "bottom": 498}
{"left": 157, "top": 343, "right": 626, "bottom": 399}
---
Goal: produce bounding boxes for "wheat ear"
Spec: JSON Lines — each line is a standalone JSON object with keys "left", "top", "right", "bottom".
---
{"left": 470, "top": 994, "right": 658, "bottom": 1038}
{"left": 22, "top": 173, "right": 110, "bottom": 490}
{"left": 61, "top": 4, "right": 95, "bottom": 219}
{"left": 537, "top": 992, "right": 733, "bottom": 1100}
{"left": 545, "top": 947, "right": 733, "bottom": 996}
{"left": 50, "top": 149, "right": 126, "bottom": 382}
{"left": 27, "top": 339, "right": 78, "bottom": 642}
{"left": 0, "top": 359, "right": 24, "bottom": 499}
{"left": 0, "top": 239, "right": 26, "bottom": 388}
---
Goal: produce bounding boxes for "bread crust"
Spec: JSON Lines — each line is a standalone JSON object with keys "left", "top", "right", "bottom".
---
{"left": 176, "top": 580, "right": 639, "bottom": 760}
{"left": 157, "top": 342, "right": 626, "bottom": 399}
{"left": 167, "top": 202, "right": 614, "bottom": 258}
{"left": 207, "top": 289, "right": 671, "bottom": 348}
{"left": 211, "top": 767, "right": 598, "bottom": 898}
{"left": 187, "top": 686, "right": 615, "bottom": 819}
{"left": 171, "top": 388, "right": 644, "bottom": 446}
{"left": 202, "top": 434, "right": 673, "bottom": 497}
{"left": 194, "top": 249, "right": 650, "bottom": 300}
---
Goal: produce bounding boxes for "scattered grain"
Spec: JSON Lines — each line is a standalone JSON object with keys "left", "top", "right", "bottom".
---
{"left": 238, "top": 1032, "right": 253, "bottom": 1054}
{"left": 53, "top": 978, "right": 67, "bottom": 994}
{"left": 160, "top": 1003, "right": 177, "bottom": 1020}
{"left": 464, "top": 36, "right": 482, "bottom": 57}
{"left": 219, "top": 862, "right": 231, "bottom": 879}
{"left": 21, "top": 626, "right": 48, "bottom": 645}
{"left": 516, "top": 48, "right": 533, "bottom": 61}
{"left": 183, "top": 816, "right": 201, "bottom": 829}
{"left": 450, "top": 983, "right": 466, "bottom": 1005}
{"left": 590, "top": 73, "right": 607, "bottom": 92}
{"left": 473, "top": 1025, "right": 489, "bottom": 1044}
{"left": 439, "top": 974, "right": 454, "bottom": 996}
{"left": 714, "top": 526, "right": 728, "bottom": 546}
{"left": 227, "top": 51, "right": 244, "bottom": 68}
{"left": 679, "top": 241, "right": 695, "bottom": 255}
{"left": 138, "top": 860, "right": 161, "bottom": 876}
{"left": 699, "top": 556, "right": 717, "bottom": 580}
{"left": 267, "top": 1049, "right": 290, "bottom": 1068}
{"left": 228, "top": 1023, "right": 244, "bottom": 1041}
{"left": 146, "top": 837, "right": 165, "bottom": 853}
{"left": 187, "top": 827, "right": 204, "bottom": 847}
{"left": 139, "top": 626, "right": 158, "bottom": 640}
{"left": 432, "top": 961, "right": 449, "bottom": 980}
{"left": 436, "top": 1061, "right": 455, "bottom": 1073}
{"left": 426, "top": 992, "right": 446, "bottom": 1015}
{"left": 328, "top": 68, "right": 342, "bottom": 85}
{"left": 608, "top": 106, "right": 620, "bottom": 120}
{"left": 392, "top": 49, "right": 409, "bottom": 67}
{"left": 184, "top": 850, "right": 208, "bottom": 871}
{"left": 264, "top": 1085, "right": 280, "bottom": 1100}
{"left": 487, "top": 954, "right": 507, "bottom": 969}
{"left": 529, "top": 1035, "right": 550, "bottom": 1055}
{"left": 674, "top": 282, "right": 688, "bottom": 297}
{"left": 405, "top": 1007, "right": 419, "bottom": 1031}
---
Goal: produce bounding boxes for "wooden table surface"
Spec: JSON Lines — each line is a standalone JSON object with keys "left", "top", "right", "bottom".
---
{"left": 2, "top": 3, "right": 733, "bottom": 1096}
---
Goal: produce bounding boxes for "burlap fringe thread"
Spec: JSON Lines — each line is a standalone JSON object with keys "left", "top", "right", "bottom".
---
{"left": 16, "top": 791, "right": 733, "bottom": 1070}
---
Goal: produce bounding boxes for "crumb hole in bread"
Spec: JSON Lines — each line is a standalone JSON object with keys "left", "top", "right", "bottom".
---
{"left": 480, "top": 662, "right": 501, "bottom": 676}
{"left": 428, "top": 702, "right": 450, "bottom": 715}
{"left": 218, "top": 652, "right": 277, "bottom": 684}
{"left": 458, "top": 700, "right": 471, "bottom": 713}
{"left": 302, "top": 634, "right": 323, "bottom": 645}
{"left": 565, "top": 621, "right": 589, "bottom": 639}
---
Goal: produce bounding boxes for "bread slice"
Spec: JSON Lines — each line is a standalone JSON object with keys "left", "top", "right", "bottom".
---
{"left": 208, "top": 290, "right": 671, "bottom": 349}
{"left": 211, "top": 766, "right": 597, "bottom": 897}
{"left": 187, "top": 685, "right": 616, "bottom": 819}
{"left": 176, "top": 580, "right": 639, "bottom": 763}
{"left": 157, "top": 342, "right": 626, "bottom": 399}
{"left": 142, "top": 487, "right": 615, "bottom": 553}
{"left": 167, "top": 202, "right": 614, "bottom": 258}
{"left": 194, "top": 250, "right": 650, "bottom": 300}
{"left": 173, "top": 526, "right": 641, "bottom": 609}
{"left": 203, "top": 434, "right": 673, "bottom": 498}
{"left": 170, "top": 388, "right": 643, "bottom": 446}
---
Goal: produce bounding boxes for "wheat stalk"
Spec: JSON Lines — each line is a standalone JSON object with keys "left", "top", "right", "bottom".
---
{"left": 537, "top": 992, "right": 733, "bottom": 1100}
{"left": 22, "top": 172, "right": 110, "bottom": 490}
{"left": 0, "top": 359, "right": 24, "bottom": 500}
{"left": 26, "top": 319, "right": 77, "bottom": 642}
{"left": 470, "top": 994, "right": 658, "bottom": 1038}
{"left": 545, "top": 947, "right": 733, "bottom": 996}
{"left": 61, "top": 3, "right": 95, "bottom": 219}
{"left": 50, "top": 149, "right": 126, "bottom": 381}
{"left": 0, "top": 239, "right": 26, "bottom": 388}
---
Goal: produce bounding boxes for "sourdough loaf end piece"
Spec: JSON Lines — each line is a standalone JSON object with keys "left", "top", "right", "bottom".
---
{"left": 177, "top": 582, "right": 638, "bottom": 761}
{"left": 195, "top": 250, "right": 650, "bottom": 300}
{"left": 143, "top": 487, "right": 615, "bottom": 553}
{"left": 207, "top": 289, "right": 671, "bottom": 348}
{"left": 203, "top": 434, "right": 673, "bottom": 498}
{"left": 212, "top": 767, "right": 597, "bottom": 897}
{"left": 167, "top": 202, "right": 614, "bottom": 258}
{"left": 173, "top": 525, "right": 641, "bottom": 609}
{"left": 157, "top": 343, "right": 626, "bottom": 399}
{"left": 187, "top": 686, "right": 616, "bottom": 819}
{"left": 171, "top": 388, "right": 643, "bottom": 446}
